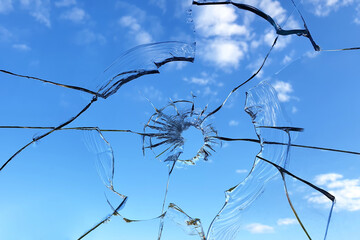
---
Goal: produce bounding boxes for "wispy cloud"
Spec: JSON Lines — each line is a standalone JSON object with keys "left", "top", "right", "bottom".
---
{"left": 202, "top": 86, "right": 218, "bottom": 96}
{"left": 272, "top": 81, "right": 294, "bottom": 102}
{"left": 304, "top": 50, "right": 320, "bottom": 59}
{"left": 183, "top": 77, "right": 211, "bottom": 85}
{"left": 307, "top": 173, "right": 360, "bottom": 212}
{"left": 258, "top": 0, "right": 287, "bottom": 23}
{"left": 0, "top": 0, "right": 13, "bottom": 14}
{"left": 75, "top": 29, "right": 106, "bottom": 45}
{"left": 282, "top": 55, "right": 292, "bottom": 65}
{"left": 141, "top": 86, "right": 163, "bottom": 102}
{"left": 20, "top": 0, "right": 51, "bottom": 27}
{"left": 355, "top": 5, "right": 360, "bottom": 24}
{"left": 116, "top": 1, "right": 163, "bottom": 45}
{"left": 61, "top": 7, "right": 86, "bottom": 23}
{"left": 0, "top": 25, "right": 12, "bottom": 41}
{"left": 12, "top": 43, "right": 31, "bottom": 51}
{"left": 150, "top": 0, "right": 166, "bottom": 13}
{"left": 235, "top": 169, "right": 247, "bottom": 174}
{"left": 244, "top": 223, "right": 274, "bottom": 234}
{"left": 229, "top": 120, "right": 239, "bottom": 126}
{"left": 303, "top": 0, "right": 354, "bottom": 17}
{"left": 263, "top": 29, "right": 292, "bottom": 50}
{"left": 315, "top": 173, "right": 343, "bottom": 185}
{"left": 277, "top": 218, "right": 297, "bottom": 226}
{"left": 54, "top": 0, "right": 76, "bottom": 7}
{"left": 183, "top": 72, "right": 221, "bottom": 87}
{"left": 119, "top": 15, "right": 152, "bottom": 44}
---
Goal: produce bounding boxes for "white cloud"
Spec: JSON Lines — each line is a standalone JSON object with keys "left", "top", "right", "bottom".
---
{"left": 229, "top": 120, "right": 239, "bottom": 126}
{"left": 119, "top": 15, "right": 138, "bottom": 25}
{"left": 164, "top": 61, "right": 190, "bottom": 70}
{"left": 115, "top": 1, "right": 146, "bottom": 19}
{"left": 194, "top": 4, "right": 251, "bottom": 69}
{"left": 183, "top": 72, "right": 223, "bottom": 99}
{"left": 304, "top": 0, "right": 354, "bottom": 17}
{"left": 222, "top": 142, "right": 230, "bottom": 148}
{"left": 119, "top": 15, "right": 153, "bottom": 44}
{"left": 0, "top": 0, "right": 13, "bottom": 13}
{"left": 12, "top": 43, "right": 31, "bottom": 51}
{"left": 282, "top": 55, "right": 292, "bottom": 65}
{"left": 307, "top": 173, "right": 360, "bottom": 212}
{"left": 277, "top": 218, "right": 297, "bottom": 226}
{"left": 194, "top": 0, "right": 295, "bottom": 68}
{"left": 135, "top": 31, "right": 152, "bottom": 45}
{"left": 250, "top": 39, "right": 262, "bottom": 49}
{"left": 354, "top": 4, "right": 360, "bottom": 24}
{"left": 20, "top": 0, "right": 51, "bottom": 27}
{"left": 244, "top": 223, "right": 274, "bottom": 234}
{"left": 54, "top": 0, "right": 76, "bottom": 7}
{"left": 61, "top": 7, "right": 86, "bottom": 23}
{"left": 272, "top": 81, "right": 293, "bottom": 102}
{"left": 75, "top": 29, "right": 106, "bottom": 45}
{"left": 241, "top": 0, "right": 288, "bottom": 23}
{"left": 258, "top": 0, "right": 286, "bottom": 23}
{"left": 264, "top": 29, "right": 292, "bottom": 50}
{"left": 250, "top": 25, "right": 293, "bottom": 52}
{"left": 195, "top": 5, "right": 249, "bottom": 38}
{"left": 201, "top": 39, "right": 247, "bottom": 68}
{"left": 173, "top": 62, "right": 188, "bottom": 70}
{"left": 236, "top": 169, "right": 247, "bottom": 174}
{"left": 315, "top": 173, "right": 343, "bottom": 185}
{"left": 183, "top": 77, "right": 210, "bottom": 85}
{"left": 304, "top": 50, "right": 320, "bottom": 59}
{"left": 355, "top": 17, "right": 360, "bottom": 24}
{"left": 115, "top": 2, "right": 163, "bottom": 45}
{"left": 183, "top": 72, "right": 216, "bottom": 86}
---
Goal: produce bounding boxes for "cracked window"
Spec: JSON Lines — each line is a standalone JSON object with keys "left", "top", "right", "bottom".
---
{"left": 1, "top": 0, "right": 360, "bottom": 239}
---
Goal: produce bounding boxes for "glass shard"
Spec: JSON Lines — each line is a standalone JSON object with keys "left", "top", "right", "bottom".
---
{"left": 162, "top": 203, "right": 206, "bottom": 240}
{"left": 1, "top": 0, "right": 360, "bottom": 239}
{"left": 206, "top": 81, "right": 294, "bottom": 240}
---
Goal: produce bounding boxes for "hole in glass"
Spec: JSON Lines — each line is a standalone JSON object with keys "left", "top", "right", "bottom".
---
{"left": 181, "top": 126, "right": 205, "bottom": 161}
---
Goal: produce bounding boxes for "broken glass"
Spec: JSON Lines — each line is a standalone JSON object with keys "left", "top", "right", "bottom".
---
{"left": 1, "top": 0, "right": 360, "bottom": 239}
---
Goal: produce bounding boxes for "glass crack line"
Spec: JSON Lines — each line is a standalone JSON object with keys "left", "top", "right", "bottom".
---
{"left": 0, "top": 96, "right": 98, "bottom": 172}
{"left": 78, "top": 197, "right": 128, "bottom": 240}
{"left": 202, "top": 37, "right": 278, "bottom": 122}
{"left": 1, "top": 41, "right": 196, "bottom": 173}
{"left": 1, "top": 41, "right": 195, "bottom": 99}
{"left": 2, "top": 126, "right": 359, "bottom": 156}
{"left": 0, "top": 69, "right": 100, "bottom": 96}
{"left": 288, "top": 0, "right": 360, "bottom": 52}
{"left": 258, "top": 156, "right": 335, "bottom": 240}
{"left": 192, "top": 0, "right": 320, "bottom": 50}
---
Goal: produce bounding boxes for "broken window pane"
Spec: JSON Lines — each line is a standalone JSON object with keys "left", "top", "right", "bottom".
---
{"left": 1, "top": 0, "right": 360, "bottom": 239}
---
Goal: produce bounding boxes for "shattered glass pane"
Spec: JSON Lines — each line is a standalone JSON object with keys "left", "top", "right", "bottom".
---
{"left": 161, "top": 203, "right": 206, "bottom": 239}
{"left": 1, "top": 0, "right": 360, "bottom": 239}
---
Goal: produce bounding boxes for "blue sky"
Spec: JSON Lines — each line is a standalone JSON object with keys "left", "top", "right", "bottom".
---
{"left": 0, "top": 0, "right": 360, "bottom": 239}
